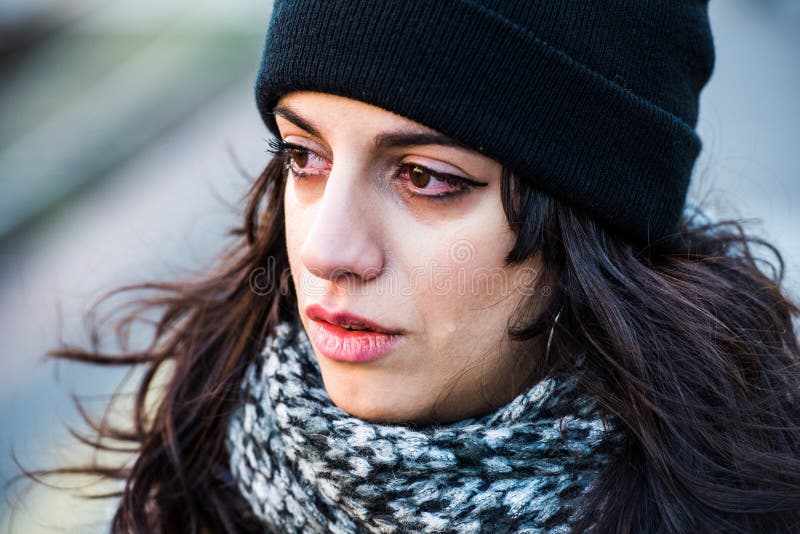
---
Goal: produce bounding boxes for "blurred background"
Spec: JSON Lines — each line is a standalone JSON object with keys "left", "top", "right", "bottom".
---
{"left": 1, "top": 0, "right": 798, "bottom": 531}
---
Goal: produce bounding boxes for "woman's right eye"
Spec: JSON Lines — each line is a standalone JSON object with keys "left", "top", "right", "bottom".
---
{"left": 267, "top": 138, "right": 330, "bottom": 178}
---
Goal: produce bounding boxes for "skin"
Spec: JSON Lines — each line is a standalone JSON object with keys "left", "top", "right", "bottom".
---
{"left": 278, "top": 91, "right": 551, "bottom": 424}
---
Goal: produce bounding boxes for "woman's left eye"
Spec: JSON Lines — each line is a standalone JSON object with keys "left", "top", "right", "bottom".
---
{"left": 395, "top": 164, "right": 488, "bottom": 201}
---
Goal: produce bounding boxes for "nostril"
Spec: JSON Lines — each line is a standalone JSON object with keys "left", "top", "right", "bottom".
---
{"left": 301, "top": 244, "right": 384, "bottom": 283}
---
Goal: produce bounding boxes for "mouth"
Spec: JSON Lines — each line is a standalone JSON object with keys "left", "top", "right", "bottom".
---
{"left": 303, "top": 304, "right": 405, "bottom": 363}
{"left": 304, "top": 304, "right": 402, "bottom": 335}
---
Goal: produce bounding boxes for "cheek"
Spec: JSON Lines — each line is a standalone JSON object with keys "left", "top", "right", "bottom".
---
{"left": 401, "top": 223, "right": 520, "bottom": 347}
{"left": 283, "top": 186, "right": 310, "bottom": 288}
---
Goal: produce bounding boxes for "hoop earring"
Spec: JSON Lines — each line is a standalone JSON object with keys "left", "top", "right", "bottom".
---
{"left": 545, "top": 305, "right": 563, "bottom": 360}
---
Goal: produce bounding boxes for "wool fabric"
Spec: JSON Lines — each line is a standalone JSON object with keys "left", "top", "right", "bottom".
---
{"left": 254, "top": 0, "right": 715, "bottom": 246}
{"left": 226, "top": 319, "right": 624, "bottom": 533}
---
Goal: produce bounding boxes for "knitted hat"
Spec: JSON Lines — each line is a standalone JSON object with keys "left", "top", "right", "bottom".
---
{"left": 255, "top": 0, "right": 716, "bottom": 246}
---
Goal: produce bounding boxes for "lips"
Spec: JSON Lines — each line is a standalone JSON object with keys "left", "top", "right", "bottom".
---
{"left": 304, "top": 304, "right": 402, "bottom": 335}
{"left": 303, "top": 304, "right": 405, "bottom": 363}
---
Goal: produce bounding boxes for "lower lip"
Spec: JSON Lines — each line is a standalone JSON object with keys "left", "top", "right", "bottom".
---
{"left": 307, "top": 319, "right": 404, "bottom": 363}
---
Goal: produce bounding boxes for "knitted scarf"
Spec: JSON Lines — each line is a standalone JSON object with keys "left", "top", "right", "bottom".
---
{"left": 226, "top": 319, "right": 623, "bottom": 533}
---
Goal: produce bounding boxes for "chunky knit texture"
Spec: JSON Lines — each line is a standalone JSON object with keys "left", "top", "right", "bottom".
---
{"left": 226, "top": 319, "right": 624, "bottom": 533}
{"left": 255, "top": 0, "right": 715, "bottom": 246}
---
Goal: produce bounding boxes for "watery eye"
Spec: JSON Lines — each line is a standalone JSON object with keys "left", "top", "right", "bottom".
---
{"left": 272, "top": 140, "right": 330, "bottom": 177}
{"left": 395, "top": 163, "right": 489, "bottom": 201}
{"left": 266, "top": 138, "right": 326, "bottom": 173}
{"left": 409, "top": 166, "right": 431, "bottom": 188}
{"left": 289, "top": 148, "right": 309, "bottom": 168}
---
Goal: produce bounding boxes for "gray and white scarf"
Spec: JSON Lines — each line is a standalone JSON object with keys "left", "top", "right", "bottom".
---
{"left": 226, "top": 319, "right": 623, "bottom": 533}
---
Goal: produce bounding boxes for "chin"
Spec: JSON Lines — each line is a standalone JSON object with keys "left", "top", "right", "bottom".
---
{"left": 324, "top": 380, "right": 423, "bottom": 424}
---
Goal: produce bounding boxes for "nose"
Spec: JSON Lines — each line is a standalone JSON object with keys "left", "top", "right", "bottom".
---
{"left": 299, "top": 164, "right": 385, "bottom": 283}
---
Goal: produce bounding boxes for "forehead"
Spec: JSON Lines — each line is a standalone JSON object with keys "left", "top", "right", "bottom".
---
{"left": 275, "top": 91, "right": 445, "bottom": 136}
{"left": 274, "top": 91, "right": 483, "bottom": 157}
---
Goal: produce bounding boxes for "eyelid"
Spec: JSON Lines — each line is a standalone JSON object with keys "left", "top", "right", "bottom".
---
{"left": 402, "top": 163, "right": 489, "bottom": 189}
{"left": 281, "top": 136, "right": 331, "bottom": 160}
{"left": 397, "top": 153, "right": 490, "bottom": 188}
{"left": 280, "top": 130, "right": 476, "bottom": 175}
{"left": 401, "top": 158, "right": 479, "bottom": 183}
{"left": 271, "top": 136, "right": 489, "bottom": 188}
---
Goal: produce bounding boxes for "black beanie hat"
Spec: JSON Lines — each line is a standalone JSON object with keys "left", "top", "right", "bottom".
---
{"left": 255, "top": 0, "right": 716, "bottom": 246}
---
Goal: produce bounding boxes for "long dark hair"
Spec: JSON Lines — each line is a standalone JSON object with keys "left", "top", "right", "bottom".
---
{"left": 10, "top": 152, "right": 800, "bottom": 533}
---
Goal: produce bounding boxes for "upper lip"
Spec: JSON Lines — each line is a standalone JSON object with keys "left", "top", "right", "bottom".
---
{"left": 305, "top": 304, "right": 403, "bottom": 335}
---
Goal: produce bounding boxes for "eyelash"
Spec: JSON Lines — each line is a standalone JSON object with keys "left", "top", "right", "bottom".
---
{"left": 266, "top": 138, "right": 483, "bottom": 202}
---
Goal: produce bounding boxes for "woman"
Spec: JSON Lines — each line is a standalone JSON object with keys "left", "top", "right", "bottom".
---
{"left": 31, "top": 0, "right": 800, "bottom": 532}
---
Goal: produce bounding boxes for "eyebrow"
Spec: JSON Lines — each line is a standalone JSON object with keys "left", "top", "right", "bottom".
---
{"left": 272, "top": 106, "right": 471, "bottom": 151}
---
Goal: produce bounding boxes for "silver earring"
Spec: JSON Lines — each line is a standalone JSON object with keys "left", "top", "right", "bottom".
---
{"left": 545, "top": 306, "right": 563, "bottom": 359}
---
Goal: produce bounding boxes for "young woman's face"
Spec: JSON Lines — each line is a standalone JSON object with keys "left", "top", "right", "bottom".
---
{"left": 278, "top": 91, "right": 548, "bottom": 424}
